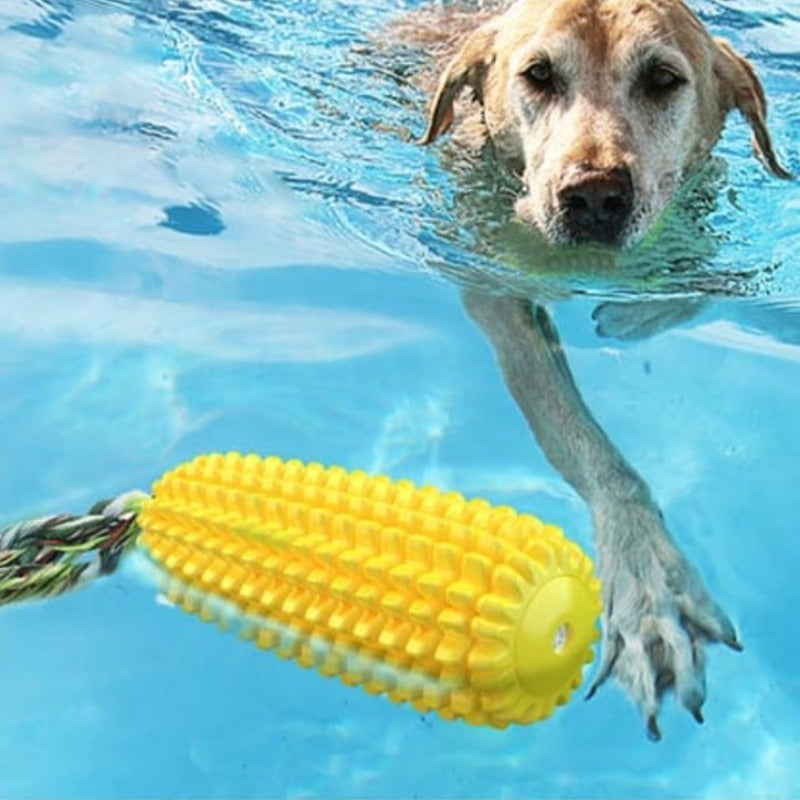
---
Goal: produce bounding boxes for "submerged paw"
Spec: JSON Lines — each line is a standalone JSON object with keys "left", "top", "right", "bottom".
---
{"left": 587, "top": 565, "right": 741, "bottom": 740}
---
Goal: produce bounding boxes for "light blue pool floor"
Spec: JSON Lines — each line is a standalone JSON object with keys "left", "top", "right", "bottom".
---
{"left": 0, "top": 0, "right": 799, "bottom": 797}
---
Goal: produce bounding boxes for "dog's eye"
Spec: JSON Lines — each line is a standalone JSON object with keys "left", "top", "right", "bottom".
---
{"left": 523, "top": 59, "right": 556, "bottom": 93}
{"left": 642, "top": 64, "right": 686, "bottom": 98}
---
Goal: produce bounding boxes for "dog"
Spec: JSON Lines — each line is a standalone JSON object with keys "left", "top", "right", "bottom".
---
{"left": 419, "top": 0, "right": 790, "bottom": 246}
{"left": 397, "top": 0, "right": 792, "bottom": 739}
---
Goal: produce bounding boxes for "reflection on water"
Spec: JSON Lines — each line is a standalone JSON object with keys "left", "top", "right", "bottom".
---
{"left": 2, "top": 0, "right": 798, "bottom": 298}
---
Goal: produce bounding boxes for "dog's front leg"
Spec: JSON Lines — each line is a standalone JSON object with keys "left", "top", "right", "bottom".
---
{"left": 462, "top": 288, "right": 741, "bottom": 739}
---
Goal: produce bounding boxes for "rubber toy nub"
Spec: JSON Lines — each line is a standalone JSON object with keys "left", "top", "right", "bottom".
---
{"left": 138, "top": 453, "right": 601, "bottom": 728}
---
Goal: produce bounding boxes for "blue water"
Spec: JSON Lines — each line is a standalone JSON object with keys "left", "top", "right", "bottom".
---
{"left": 1, "top": 0, "right": 799, "bottom": 796}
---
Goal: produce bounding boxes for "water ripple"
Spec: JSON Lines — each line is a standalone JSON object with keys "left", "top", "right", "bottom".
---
{"left": 2, "top": 0, "right": 799, "bottom": 302}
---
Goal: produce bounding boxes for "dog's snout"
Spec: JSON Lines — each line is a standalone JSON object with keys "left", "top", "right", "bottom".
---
{"left": 557, "top": 168, "right": 633, "bottom": 245}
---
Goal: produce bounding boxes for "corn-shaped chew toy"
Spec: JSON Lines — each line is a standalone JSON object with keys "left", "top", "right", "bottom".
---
{"left": 138, "top": 453, "right": 601, "bottom": 728}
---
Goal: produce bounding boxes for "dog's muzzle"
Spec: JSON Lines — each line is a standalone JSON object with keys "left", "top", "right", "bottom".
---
{"left": 556, "top": 167, "right": 634, "bottom": 245}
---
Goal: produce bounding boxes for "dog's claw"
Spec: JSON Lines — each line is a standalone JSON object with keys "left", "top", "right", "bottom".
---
{"left": 592, "top": 497, "right": 740, "bottom": 739}
{"left": 682, "top": 596, "right": 742, "bottom": 652}
{"left": 585, "top": 632, "right": 622, "bottom": 701}
{"left": 646, "top": 715, "right": 662, "bottom": 742}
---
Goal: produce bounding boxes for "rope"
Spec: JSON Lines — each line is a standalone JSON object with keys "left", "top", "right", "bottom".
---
{"left": 0, "top": 492, "right": 147, "bottom": 605}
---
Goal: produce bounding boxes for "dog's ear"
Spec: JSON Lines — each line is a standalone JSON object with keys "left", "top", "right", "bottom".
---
{"left": 714, "top": 38, "right": 792, "bottom": 179}
{"left": 420, "top": 21, "right": 498, "bottom": 145}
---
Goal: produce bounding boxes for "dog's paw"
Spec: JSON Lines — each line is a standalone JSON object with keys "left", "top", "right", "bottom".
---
{"left": 587, "top": 499, "right": 742, "bottom": 740}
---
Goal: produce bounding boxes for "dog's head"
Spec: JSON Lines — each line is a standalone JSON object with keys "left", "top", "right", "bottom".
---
{"left": 421, "top": 0, "right": 791, "bottom": 247}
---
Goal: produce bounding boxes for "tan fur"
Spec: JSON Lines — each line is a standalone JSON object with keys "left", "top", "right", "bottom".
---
{"left": 393, "top": 0, "right": 791, "bottom": 739}
{"left": 420, "top": 0, "right": 790, "bottom": 245}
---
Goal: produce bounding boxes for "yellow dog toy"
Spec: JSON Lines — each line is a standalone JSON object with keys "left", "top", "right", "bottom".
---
{"left": 135, "top": 452, "right": 601, "bottom": 729}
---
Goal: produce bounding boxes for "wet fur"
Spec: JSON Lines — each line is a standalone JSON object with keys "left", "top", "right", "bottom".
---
{"left": 417, "top": 0, "right": 789, "bottom": 244}
{"left": 394, "top": 0, "right": 791, "bottom": 738}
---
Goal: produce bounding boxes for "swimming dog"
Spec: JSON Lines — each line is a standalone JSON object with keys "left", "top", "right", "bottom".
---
{"left": 420, "top": 0, "right": 789, "bottom": 246}
{"left": 402, "top": 0, "right": 791, "bottom": 739}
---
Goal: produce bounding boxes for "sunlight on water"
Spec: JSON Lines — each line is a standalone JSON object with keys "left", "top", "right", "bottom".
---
{"left": 2, "top": 0, "right": 797, "bottom": 295}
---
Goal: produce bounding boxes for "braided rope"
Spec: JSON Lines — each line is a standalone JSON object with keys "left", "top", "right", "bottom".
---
{"left": 0, "top": 492, "right": 146, "bottom": 605}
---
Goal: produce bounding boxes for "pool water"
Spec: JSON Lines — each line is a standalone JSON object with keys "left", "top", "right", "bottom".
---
{"left": 1, "top": 0, "right": 799, "bottom": 796}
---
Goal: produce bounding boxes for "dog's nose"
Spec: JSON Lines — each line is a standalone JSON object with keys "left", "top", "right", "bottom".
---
{"left": 557, "top": 168, "right": 633, "bottom": 245}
